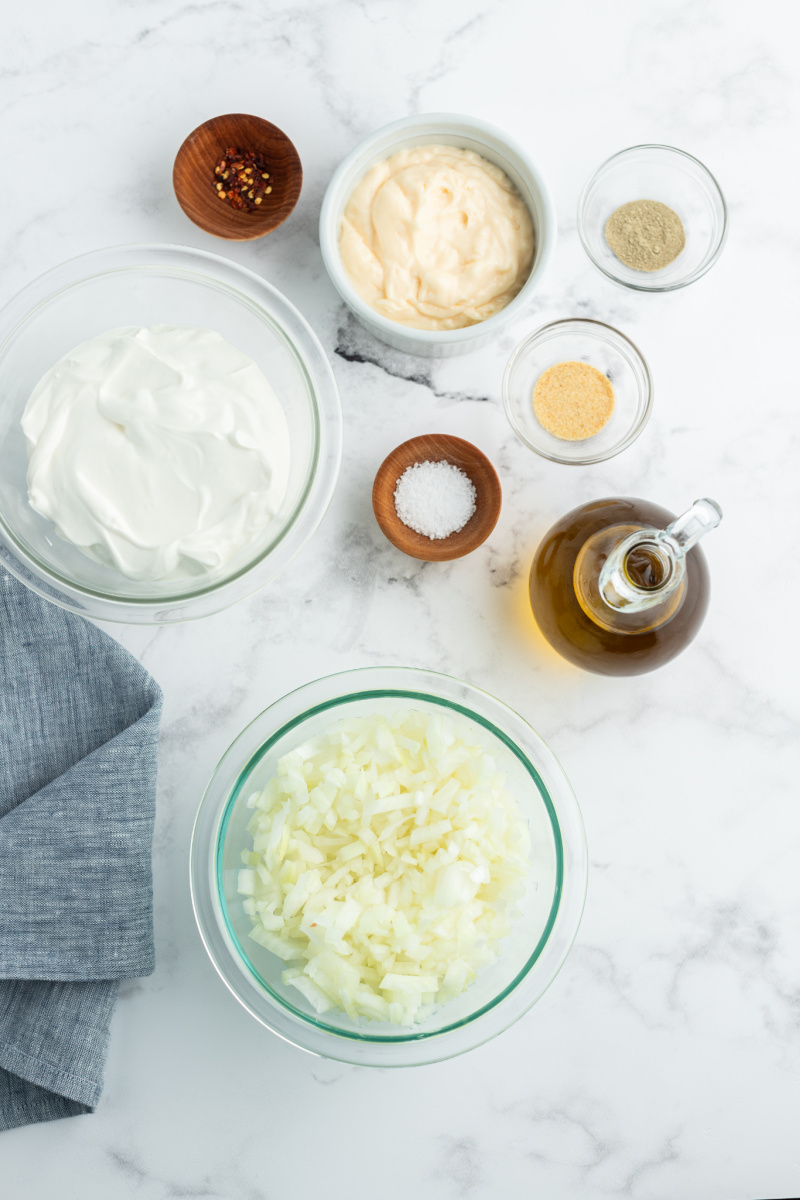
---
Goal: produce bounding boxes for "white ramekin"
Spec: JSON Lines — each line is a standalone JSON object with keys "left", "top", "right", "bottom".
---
{"left": 319, "top": 113, "right": 557, "bottom": 358}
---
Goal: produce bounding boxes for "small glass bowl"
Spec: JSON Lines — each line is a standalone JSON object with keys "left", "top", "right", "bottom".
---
{"left": 578, "top": 144, "right": 727, "bottom": 291}
{"left": 0, "top": 245, "right": 342, "bottom": 623}
{"left": 190, "top": 667, "right": 587, "bottom": 1067}
{"left": 503, "top": 318, "right": 653, "bottom": 465}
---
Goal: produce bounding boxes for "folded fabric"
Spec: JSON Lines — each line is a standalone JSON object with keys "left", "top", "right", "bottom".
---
{"left": 0, "top": 567, "right": 162, "bottom": 1132}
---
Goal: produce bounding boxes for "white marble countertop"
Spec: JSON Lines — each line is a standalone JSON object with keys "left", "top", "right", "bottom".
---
{"left": 3, "top": 1, "right": 799, "bottom": 1197}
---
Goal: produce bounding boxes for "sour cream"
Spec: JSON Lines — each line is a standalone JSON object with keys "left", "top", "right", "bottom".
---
{"left": 339, "top": 144, "right": 534, "bottom": 331}
{"left": 22, "top": 325, "right": 291, "bottom": 582}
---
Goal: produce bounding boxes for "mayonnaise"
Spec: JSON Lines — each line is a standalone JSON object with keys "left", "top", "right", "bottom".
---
{"left": 339, "top": 144, "right": 535, "bottom": 331}
{"left": 22, "top": 325, "right": 291, "bottom": 582}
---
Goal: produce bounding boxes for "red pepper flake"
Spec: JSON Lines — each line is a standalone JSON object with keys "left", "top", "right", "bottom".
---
{"left": 213, "top": 146, "right": 273, "bottom": 211}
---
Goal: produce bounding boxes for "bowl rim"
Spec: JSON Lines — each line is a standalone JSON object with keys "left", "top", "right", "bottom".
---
{"left": 502, "top": 317, "right": 654, "bottom": 465}
{"left": 0, "top": 243, "right": 343, "bottom": 623}
{"left": 577, "top": 142, "right": 728, "bottom": 292}
{"left": 319, "top": 111, "right": 557, "bottom": 347}
{"left": 189, "top": 666, "right": 588, "bottom": 1066}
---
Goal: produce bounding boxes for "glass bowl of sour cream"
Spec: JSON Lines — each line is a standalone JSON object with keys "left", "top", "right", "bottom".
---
{"left": 0, "top": 244, "right": 342, "bottom": 622}
{"left": 190, "top": 667, "right": 588, "bottom": 1067}
{"left": 320, "top": 114, "right": 557, "bottom": 358}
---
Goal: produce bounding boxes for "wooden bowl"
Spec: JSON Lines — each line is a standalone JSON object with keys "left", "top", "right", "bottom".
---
{"left": 173, "top": 113, "right": 302, "bottom": 241}
{"left": 372, "top": 434, "right": 502, "bottom": 562}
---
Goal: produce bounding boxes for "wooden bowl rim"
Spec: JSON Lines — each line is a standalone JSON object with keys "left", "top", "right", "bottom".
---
{"left": 372, "top": 433, "right": 502, "bottom": 562}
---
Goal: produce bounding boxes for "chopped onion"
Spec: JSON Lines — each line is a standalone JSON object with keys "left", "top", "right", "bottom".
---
{"left": 238, "top": 710, "right": 530, "bottom": 1024}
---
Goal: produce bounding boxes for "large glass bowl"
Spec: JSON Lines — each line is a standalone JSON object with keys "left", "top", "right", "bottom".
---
{"left": 0, "top": 245, "right": 342, "bottom": 623}
{"left": 190, "top": 667, "right": 588, "bottom": 1066}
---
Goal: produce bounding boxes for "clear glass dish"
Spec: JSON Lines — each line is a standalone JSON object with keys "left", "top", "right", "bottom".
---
{"left": 577, "top": 144, "right": 727, "bottom": 292}
{"left": 0, "top": 244, "right": 342, "bottom": 623}
{"left": 190, "top": 667, "right": 587, "bottom": 1067}
{"left": 503, "top": 318, "right": 653, "bottom": 465}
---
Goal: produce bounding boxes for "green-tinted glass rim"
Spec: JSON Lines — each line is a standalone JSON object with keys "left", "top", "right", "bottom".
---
{"left": 214, "top": 688, "right": 564, "bottom": 1043}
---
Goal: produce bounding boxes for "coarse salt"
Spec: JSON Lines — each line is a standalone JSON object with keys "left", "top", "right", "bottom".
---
{"left": 393, "top": 460, "right": 477, "bottom": 540}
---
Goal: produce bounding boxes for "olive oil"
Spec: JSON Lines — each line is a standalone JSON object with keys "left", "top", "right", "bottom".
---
{"left": 529, "top": 497, "right": 721, "bottom": 676}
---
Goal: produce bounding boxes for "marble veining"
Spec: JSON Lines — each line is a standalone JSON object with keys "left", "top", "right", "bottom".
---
{"left": 335, "top": 314, "right": 494, "bottom": 404}
{"left": 2, "top": 0, "right": 799, "bottom": 1197}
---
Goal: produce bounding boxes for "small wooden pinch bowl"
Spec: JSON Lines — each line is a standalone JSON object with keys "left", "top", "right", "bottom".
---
{"left": 173, "top": 113, "right": 302, "bottom": 240}
{"left": 372, "top": 434, "right": 502, "bottom": 562}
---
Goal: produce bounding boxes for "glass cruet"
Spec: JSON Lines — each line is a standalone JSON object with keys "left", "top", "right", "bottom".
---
{"left": 529, "top": 495, "right": 723, "bottom": 675}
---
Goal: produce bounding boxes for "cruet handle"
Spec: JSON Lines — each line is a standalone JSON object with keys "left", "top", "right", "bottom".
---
{"left": 665, "top": 498, "right": 723, "bottom": 552}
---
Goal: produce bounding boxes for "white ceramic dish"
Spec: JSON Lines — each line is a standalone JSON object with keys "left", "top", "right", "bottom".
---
{"left": 0, "top": 245, "right": 343, "bottom": 624}
{"left": 319, "top": 113, "right": 557, "bottom": 358}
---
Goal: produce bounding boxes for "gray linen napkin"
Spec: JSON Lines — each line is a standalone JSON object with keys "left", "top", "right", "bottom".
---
{"left": 0, "top": 567, "right": 162, "bottom": 1132}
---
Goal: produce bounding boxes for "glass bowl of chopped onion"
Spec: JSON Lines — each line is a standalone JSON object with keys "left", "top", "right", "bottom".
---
{"left": 190, "top": 667, "right": 587, "bottom": 1066}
